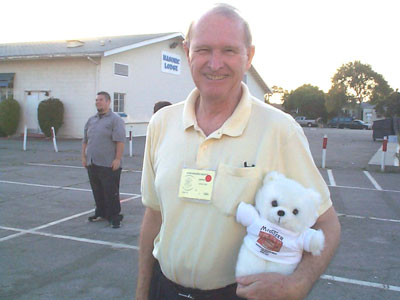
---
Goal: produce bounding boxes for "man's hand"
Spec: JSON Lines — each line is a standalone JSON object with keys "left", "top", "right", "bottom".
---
{"left": 111, "top": 158, "right": 121, "bottom": 171}
{"left": 81, "top": 156, "right": 87, "bottom": 168}
{"left": 236, "top": 273, "right": 304, "bottom": 300}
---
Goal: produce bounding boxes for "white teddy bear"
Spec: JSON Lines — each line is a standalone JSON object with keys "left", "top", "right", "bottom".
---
{"left": 236, "top": 171, "right": 325, "bottom": 277}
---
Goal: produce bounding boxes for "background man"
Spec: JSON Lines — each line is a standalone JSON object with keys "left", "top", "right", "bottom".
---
{"left": 136, "top": 4, "right": 340, "bottom": 300}
{"left": 82, "top": 91, "right": 126, "bottom": 229}
{"left": 153, "top": 101, "right": 172, "bottom": 114}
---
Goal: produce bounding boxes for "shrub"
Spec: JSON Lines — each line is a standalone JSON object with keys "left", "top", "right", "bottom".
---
{"left": 38, "top": 97, "right": 64, "bottom": 137}
{"left": 0, "top": 98, "right": 21, "bottom": 137}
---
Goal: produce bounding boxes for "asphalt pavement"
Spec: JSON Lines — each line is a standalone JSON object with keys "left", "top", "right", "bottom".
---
{"left": 0, "top": 128, "right": 399, "bottom": 300}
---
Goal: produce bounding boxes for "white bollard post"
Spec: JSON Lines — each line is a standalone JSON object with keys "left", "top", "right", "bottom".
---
{"left": 23, "top": 125, "right": 27, "bottom": 151}
{"left": 381, "top": 136, "right": 387, "bottom": 172}
{"left": 51, "top": 127, "right": 58, "bottom": 152}
{"left": 322, "top": 134, "right": 328, "bottom": 168}
{"left": 394, "top": 143, "right": 400, "bottom": 167}
{"left": 129, "top": 131, "right": 133, "bottom": 157}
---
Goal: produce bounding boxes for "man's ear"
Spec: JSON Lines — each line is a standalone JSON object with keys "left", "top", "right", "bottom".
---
{"left": 246, "top": 45, "right": 255, "bottom": 70}
{"left": 183, "top": 41, "right": 191, "bottom": 62}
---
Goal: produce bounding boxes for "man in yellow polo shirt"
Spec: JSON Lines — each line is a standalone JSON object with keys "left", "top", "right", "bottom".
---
{"left": 135, "top": 4, "right": 341, "bottom": 300}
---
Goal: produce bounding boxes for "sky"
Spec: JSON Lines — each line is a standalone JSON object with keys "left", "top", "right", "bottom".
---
{"left": 1, "top": 0, "right": 399, "bottom": 103}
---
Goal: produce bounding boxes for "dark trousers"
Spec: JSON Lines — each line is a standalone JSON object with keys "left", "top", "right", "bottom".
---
{"left": 149, "top": 261, "right": 246, "bottom": 300}
{"left": 87, "top": 164, "right": 121, "bottom": 221}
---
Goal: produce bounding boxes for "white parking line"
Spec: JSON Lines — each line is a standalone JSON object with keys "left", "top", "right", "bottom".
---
{"left": 0, "top": 226, "right": 139, "bottom": 250}
{"left": 2, "top": 224, "right": 399, "bottom": 292}
{"left": 0, "top": 195, "right": 141, "bottom": 243}
{"left": 363, "top": 171, "right": 383, "bottom": 190}
{"left": 327, "top": 169, "right": 336, "bottom": 186}
{"left": 321, "top": 274, "right": 400, "bottom": 292}
{"left": 26, "top": 163, "right": 142, "bottom": 173}
{"left": 337, "top": 213, "right": 400, "bottom": 223}
{"left": 328, "top": 185, "right": 400, "bottom": 193}
{"left": 0, "top": 180, "right": 139, "bottom": 196}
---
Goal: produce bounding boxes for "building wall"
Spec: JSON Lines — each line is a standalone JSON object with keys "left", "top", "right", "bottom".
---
{"left": 99, "top": 38, "right": 195, "bottom": 136}
{"left": 246, "top": 74, "right": 266, "bottom": 102}
{"left": 1, "top": 40, "right": 269, "bottom": 138}
{"left": 0, "top": 58, "right": 97, "bottom": 138}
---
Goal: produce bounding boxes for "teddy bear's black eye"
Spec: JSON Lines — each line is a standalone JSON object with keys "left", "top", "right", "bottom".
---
{"left": 271, "top": 200, "right": 278, "bottom": 207}
{"left": 293, "top": 209, "right": 299, "bottom": 215}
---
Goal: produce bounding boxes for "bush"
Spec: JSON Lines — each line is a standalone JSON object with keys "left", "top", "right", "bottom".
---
{"left": 0, "top": 98, "right": 21, "bottom": 137}
{"left": 38, "top": 97, "right": 64, "bottom": 137}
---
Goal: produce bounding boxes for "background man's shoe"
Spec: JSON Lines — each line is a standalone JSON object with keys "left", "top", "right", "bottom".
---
{"left": 111, "top": 214, "right": 123, "bottom": 228}
{"left": 88, "top": 215, "right": 105, "bottom": 222}
{"left": 111, "top": 219, "right": 120, "bottom": 228}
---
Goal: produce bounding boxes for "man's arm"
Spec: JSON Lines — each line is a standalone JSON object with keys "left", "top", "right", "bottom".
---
{"left": 111, "top": 141, "right": 124, "bottom": 171}
{"left": 135, "top": 207, "right": 162, "bottom": 300}
{"left": 81, "top": 142, "right": 87, "bottom": 168}
{"left": 236, "top": 206, "right": 341, "bottom": 300}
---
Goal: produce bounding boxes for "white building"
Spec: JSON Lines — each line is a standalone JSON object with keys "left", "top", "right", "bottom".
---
{"left": 0, "top": 33, "right": 271, "bottom": 138}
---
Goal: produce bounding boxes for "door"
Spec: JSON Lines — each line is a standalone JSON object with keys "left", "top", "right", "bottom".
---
{"left": 25, "top": 91, "right": 47, "bottom": 133}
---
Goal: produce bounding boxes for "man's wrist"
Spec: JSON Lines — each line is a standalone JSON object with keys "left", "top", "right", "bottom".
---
{"left": 287, "top": 272, "right": 312, "bottom": 300}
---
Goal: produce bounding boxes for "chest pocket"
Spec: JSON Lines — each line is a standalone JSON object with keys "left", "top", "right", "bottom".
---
{"left": 212, "top": 163, "right": 262, "bottom": 216}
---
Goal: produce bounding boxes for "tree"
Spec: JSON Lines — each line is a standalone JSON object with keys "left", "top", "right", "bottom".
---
{"left": 269, "top": 86, "right": 289, "bottom": 104}
{"left": 0, "top": 97, "right": 21, "bottom": 137}
{"left": 375, "top": 90, "right": 400, "bottom": 117}
{"left": 331, "top": 61, "right": 392, "bottom": 117}
{"left": 37, "top": 98, "right": 64, "bottom": 137}
{"left": 282, "top": 84, "right": 327, "bottom": 119}
{"left": 325, "top": 85, "right": 349, "bottom": 119}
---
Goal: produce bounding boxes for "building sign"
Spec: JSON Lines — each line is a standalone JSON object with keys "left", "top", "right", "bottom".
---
{"left": 161, "top": 51, "right": 181, "bottom": 75}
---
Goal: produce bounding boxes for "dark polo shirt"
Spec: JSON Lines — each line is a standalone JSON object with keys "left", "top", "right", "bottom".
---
{"left": 83, "top": 110, "right": 126, "bottom": 168}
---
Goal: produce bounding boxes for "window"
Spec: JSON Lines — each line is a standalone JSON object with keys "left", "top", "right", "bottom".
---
{"left": 114, "top": 93, "right": 125, "bottom": 112}
{"left": 0, "top": 73, "right": 14, "bottom": 101}
{"left": 114, "top": 63, "right": 129, "bottom": 77}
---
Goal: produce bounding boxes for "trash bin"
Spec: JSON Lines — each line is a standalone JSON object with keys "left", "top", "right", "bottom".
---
{"left": 372, "top": 118, "right": 395, "bottom": 141}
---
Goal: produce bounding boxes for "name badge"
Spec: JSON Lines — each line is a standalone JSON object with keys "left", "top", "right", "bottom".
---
{"left": 178, "top": 168, "right": 215, "bottom": 201}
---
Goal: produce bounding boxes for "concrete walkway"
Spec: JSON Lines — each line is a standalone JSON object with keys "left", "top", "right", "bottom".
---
{"left": 368, "top": 142, "right": 400, "bottom": 172}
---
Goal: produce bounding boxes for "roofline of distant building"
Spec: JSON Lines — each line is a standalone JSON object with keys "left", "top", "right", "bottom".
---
{"left": 104, "top": 32, "right": 184, "bottom": 56}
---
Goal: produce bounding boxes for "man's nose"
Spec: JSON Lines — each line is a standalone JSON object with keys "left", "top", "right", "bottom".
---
{"left": 208, "top": 51, "right": 224, "bottom": 70}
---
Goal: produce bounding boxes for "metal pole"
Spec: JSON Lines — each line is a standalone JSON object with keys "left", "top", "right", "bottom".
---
{"left": 51, "top": 127, "right": 58, "bottom": 152}
{"left": 23, "top": 125, "right": 27, "bottom": 151}
{"left": 129, "top": 131, "right": 133, "bottom": 157}
{"left": 322, "top": 134, "right": 328, "bottom": 168}
{"left": 381, "top": 136, "right": 387, "bottom": 172}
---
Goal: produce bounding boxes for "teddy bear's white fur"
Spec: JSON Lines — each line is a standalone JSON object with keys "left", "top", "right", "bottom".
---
{"left": 235, "top": 171, "right": 325, "bottom": 277}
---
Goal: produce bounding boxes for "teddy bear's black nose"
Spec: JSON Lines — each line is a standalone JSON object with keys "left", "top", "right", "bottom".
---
{"left": 277, "top": 210, "right": 285, "bottom": 217}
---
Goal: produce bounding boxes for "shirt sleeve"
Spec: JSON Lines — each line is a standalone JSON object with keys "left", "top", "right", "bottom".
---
{"left": 83, "top": 119, "right": 89, "bottom": 144}
{"left": 112, "top": 115, "right": 126, "bottom": 142}
{"left": 141, "top": 118, "right": 161, "bottom": 211}
{"left": 236, "top": 202, "right": 259, "bottom": 227}
{"left": 279, "top": 122, "right": 332, "bottom": 216}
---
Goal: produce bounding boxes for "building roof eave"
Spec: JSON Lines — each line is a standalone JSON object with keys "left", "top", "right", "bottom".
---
{"left": 104, "top": 32, "right": 185, "bottom": 57}
{"left": 248, "top": 65, "right": 272, "bottom": 95}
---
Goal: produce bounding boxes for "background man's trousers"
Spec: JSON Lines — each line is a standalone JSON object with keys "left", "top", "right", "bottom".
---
{"left": 87, "top": 164, "right": 121, "bottom": 221}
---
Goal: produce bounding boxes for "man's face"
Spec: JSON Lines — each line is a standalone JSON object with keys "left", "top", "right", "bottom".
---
{"left": 184, "top": 13, "right": 255, "bottom": 101}
{"left": 95, "top": 94, "right": 110, "bottom": 114}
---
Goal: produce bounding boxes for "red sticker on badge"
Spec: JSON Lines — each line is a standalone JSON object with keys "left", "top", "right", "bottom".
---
{"left": 205, "top": 175, "right": 212, "bottom": 182}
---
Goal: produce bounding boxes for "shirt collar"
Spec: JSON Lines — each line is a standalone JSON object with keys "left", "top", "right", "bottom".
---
{"left": 96, "top": 110, "right": 112, "bottom": 118}
{"left": 182, "top": 82, "right": 252, "bottom": 138}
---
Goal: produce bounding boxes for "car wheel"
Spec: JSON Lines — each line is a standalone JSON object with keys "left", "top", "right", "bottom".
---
{"left": 307, "top": 123, "right": 312, "bottom": 127}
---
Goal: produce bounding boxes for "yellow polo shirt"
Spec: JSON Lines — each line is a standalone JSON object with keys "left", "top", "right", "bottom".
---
{"left": 141, "top": 83, "right": 331, "bottom": 289}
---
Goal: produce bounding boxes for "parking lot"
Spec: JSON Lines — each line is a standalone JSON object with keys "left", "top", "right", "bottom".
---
{"left": 0, "top": 128, "right": 399, "bottom": 300}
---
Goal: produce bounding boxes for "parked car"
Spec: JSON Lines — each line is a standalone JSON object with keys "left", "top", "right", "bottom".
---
{"left": 295, "top": 116, "right": 317, "bottom": 127}
{"left": 347, "top": 120, "right": 369, "bottom": 129}
{"left": 327, "top": 117, "right": 354, "bottom": 128}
